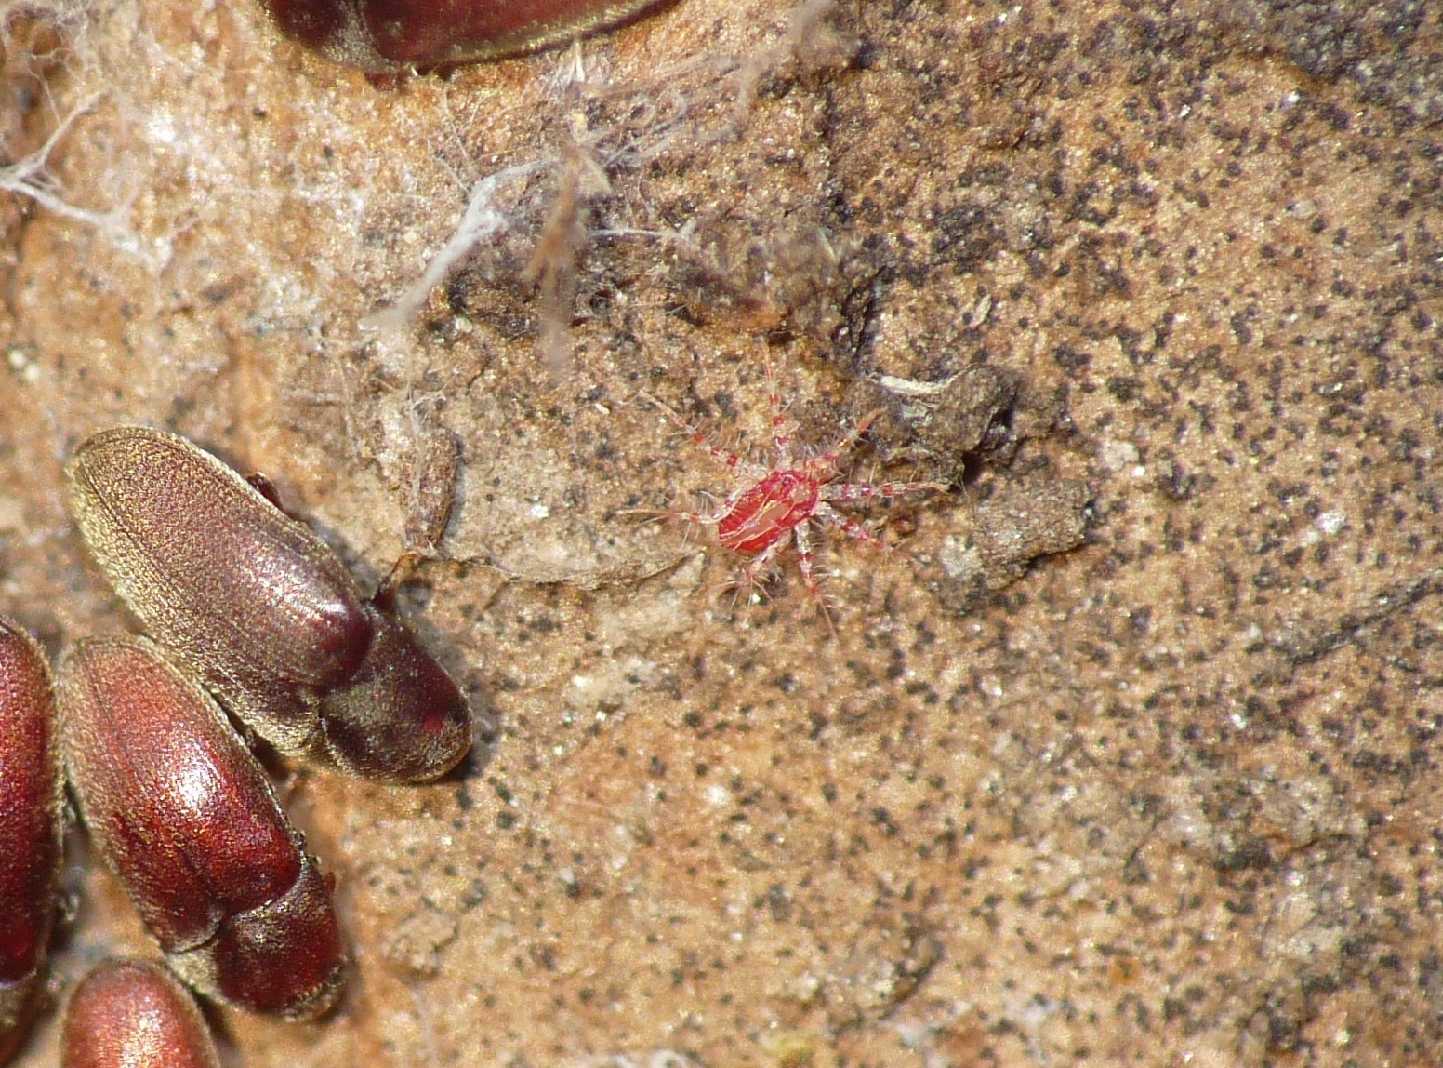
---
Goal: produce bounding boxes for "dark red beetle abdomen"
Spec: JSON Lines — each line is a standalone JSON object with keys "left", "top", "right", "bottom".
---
{"left": 57, "top": 638, "right": 345, "bottom": 1018}
{"left": 0, "top": 618, "right": 61, "bottom": 1064}
{"left": 316, "top": 605, "right": 473, "bottom": 780}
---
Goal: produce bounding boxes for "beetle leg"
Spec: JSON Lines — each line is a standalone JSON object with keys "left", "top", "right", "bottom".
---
{"left": 374, "top": 550, "right": 426, "bottom": 611}
{"left": 246, "top": 472, "right": 285, "bottom": 510}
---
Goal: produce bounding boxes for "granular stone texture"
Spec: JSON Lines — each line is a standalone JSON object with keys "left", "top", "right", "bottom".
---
{"left": 1, "top": 0, "right": 1440, "bottom": 1065}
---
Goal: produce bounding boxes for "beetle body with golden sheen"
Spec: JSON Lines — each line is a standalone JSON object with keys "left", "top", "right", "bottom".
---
{"left": 62, "top": 959, "right": 221, "bottom": 1068}
{"left": 260, "top": 0, "right": 672, "bottom": 71}
{"left": 66, "top": 426, "right": 470, "bottom": 781}
{"left": 0, "top": 618, "right": 61, "bottom": 1065}
{"left": 57, "top": 638, "right": 346, "bottom": 1018}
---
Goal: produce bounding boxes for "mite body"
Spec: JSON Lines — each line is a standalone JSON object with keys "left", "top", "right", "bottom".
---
{"left": 62, "top": 958, "right": 221, "bottom": 1068}
{"left": 56, "top": 638, "right": 346, "bottom": 1018}
{"left": 258, "top": 0, "right": 672, "bottom": 71}
{"left": 716, "top": 470, "right": 823, "bottom": 556}
{"left": 67, "top": 426, "right": 470, "bottom": 781}
{"left": 0, "top": 618, "right": 61, "bottom": 1066}
{"left": 633, "top": 381, "right": 946, "bottom": 627}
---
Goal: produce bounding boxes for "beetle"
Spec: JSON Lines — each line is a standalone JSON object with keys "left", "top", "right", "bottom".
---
{"left": 62, "top": 958, "right": 221, "bottom": 1068}
{"left": 66, "top": 425, "right": 471, "bottom": 782}
{"left": 55, "top": 637, "right": 347, "bottom": 1018}
{"left": 0, "top": 617, "right": 62, "bottom": 1066}
{"left": 257, "top": 0, "right": 674, "bottom": 72}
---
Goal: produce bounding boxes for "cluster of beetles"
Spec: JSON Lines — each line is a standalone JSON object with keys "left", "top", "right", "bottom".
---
{"left": 0, "top": 0, "right": 895, "bottom": 1061}
{"left": 1, "top": 426, "right": 475, "bottom": 1064}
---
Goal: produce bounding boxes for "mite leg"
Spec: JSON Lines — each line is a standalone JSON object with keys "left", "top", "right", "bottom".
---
{"left": 813, "top": 501, "right": 891, "bottom": 551}
{"left": 793, "top": 523, "right": 839, "bottom": 638}
{"left": 807, "top": 408, "right": 885, "bottom": 479}
{"left": 638, "top": 392, "right": 767, "bottom": 479}
{"left": 762, "top": 359, "right": 797, "bottom": 466}
{"left": 619, "top": 489, "right": 740, "bottom": 548}
{"left": 720, "top": 536, "right": 786, "bottom": 611}
{"left": 821, "top": 479, "right": 949, "bottom": 503}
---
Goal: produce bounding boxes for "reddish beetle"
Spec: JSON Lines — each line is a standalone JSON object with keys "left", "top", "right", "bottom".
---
{"left": 0, "top": 617, "right": 61, "bottom": 1065}
{"left": 258, "top": 0, "right": 673, "bottom": 71}
{"left": 56, "top": 637, "right": 346, "bottom": 1018}
{"left": 62, "top": 959, "right": 221, "bottom": 1068}
{"left": 66, "top": 426, "right": 471, "bottom": 782}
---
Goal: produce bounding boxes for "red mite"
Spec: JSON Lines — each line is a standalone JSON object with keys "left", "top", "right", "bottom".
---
{"left": 0, "top": 617, "right": 61, "bottom": 1065}
{"left": 62, "top": 959, "right": 220, "bottom": 1068}
{"left": 633, "top": 374, "right": 946, "bottom": 623}
{"left": 258, "top": 0, "right": 674, "bottom": 71}
{"left": 56, "top": 637, "right": 346, "bottom": 1018}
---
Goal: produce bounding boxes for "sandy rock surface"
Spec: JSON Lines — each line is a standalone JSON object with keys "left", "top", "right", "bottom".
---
{"left": 1, "top": 0, "right": 1440, "bottom": 1064}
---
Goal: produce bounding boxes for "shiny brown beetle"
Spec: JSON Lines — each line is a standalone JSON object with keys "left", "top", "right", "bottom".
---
{"left": 66, "top": 425, "right": 471, "bottom": 782}
{"left": 56, "top": 637, "right": 346, "bottom": 1018}
{"left": 0, "top": 617, "right": 62, "bottom": 1065}
{"left": 62, "top": 958, "right": 221, "bottom": 1068}
{"left": 258, "top": 0, "right": 673, "bottom": 72}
